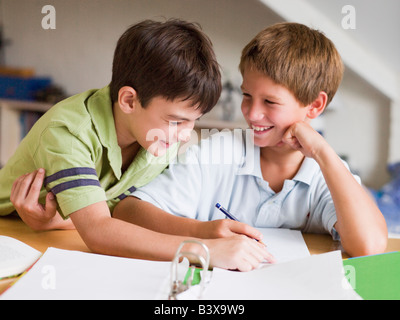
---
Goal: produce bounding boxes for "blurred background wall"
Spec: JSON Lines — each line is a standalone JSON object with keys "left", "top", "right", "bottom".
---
{"left": 1, "top": 0, "right": 399, "bottom": 189}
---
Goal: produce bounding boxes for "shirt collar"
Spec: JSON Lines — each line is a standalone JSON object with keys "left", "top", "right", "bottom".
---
{"left": 237, "top": 144, "right": 263, "bottom": 178}
{"left": 292, "top": 157, "right": 319, "bottom": 186}
{"left": 86, "top": 86, "right": 122, "bottom": 179}
{"left": 237, "top": 140, "right": 319, "bottom": 186}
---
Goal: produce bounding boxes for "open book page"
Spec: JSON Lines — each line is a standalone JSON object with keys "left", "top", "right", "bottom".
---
{"left": 0, "top": 236, "right": 42, "bottom": 279}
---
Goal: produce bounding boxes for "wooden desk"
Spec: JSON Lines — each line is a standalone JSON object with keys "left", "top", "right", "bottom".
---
{"left": 0, "top": 214, "right": 88, "bottom": 253}
{"left": 1, "top": 215, "right": 400, "bottom": 296}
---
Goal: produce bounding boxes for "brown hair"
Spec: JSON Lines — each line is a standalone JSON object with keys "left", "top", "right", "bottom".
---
{"left": 110, "top": 19, "right": 221, "bottom": 114}
{"left": 239, "top": 22, "right": 343, "bottom": 107}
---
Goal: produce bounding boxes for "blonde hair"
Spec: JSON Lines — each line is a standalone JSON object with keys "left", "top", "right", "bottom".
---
{"left": 239, "top": 22, "right": 343, "bottom": 107}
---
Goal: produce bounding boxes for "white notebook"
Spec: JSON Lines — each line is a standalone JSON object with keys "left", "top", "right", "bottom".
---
{"left": 0, "top": 236, "right": 42, "bottom": 279}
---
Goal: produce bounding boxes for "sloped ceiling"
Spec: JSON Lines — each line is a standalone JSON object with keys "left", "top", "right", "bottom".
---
{"left": 305, "top": 0, "right": 400, "bottom": 74}
{"left": 259, "top": 0, "right": 399, "bottom": 100}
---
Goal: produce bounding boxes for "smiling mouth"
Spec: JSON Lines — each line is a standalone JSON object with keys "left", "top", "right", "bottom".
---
{"left": 251, "top": 125, "right": 274, "bottom": 132}
{"left": 158, "top": 140, "right": 171, "bottom": 148}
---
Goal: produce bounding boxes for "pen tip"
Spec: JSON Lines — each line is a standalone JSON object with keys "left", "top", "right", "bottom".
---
{"left": 215, "top": 203, "right": 221, "bottom": 208}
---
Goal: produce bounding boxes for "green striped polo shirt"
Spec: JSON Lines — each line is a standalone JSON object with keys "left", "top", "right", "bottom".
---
{"left": 0, "top": 86, "right": 178, "bottom": 219}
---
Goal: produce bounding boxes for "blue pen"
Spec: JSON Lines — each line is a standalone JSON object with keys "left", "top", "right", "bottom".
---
{"left": 215, "top": 203, "right": 266, "bottom": 246}
{"left": 215, "top": 203, "right": 239, "bottom": 221}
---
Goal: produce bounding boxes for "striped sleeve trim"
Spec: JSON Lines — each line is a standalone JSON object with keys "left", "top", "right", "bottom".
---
{"left": 116, "top": 186, "right": 137, "bottom": 201}
{"left": 44, "top": 167, "right": 97, "bottom": 185}
{"left": 50, "top": 179, "right": 101, "bottom": 195}
{"left": 44, "top": 167, "right": 101, "bottom": 195}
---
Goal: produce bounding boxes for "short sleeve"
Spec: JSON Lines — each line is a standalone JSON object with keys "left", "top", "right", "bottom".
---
{"left": 305, "top": 160, "right": 362, "bottom": 239}
{"left": 33, "top": 126, "right": 106, "bottom": 219}
{"left": 306, "top": 179, "right": 338, "bottom": 236}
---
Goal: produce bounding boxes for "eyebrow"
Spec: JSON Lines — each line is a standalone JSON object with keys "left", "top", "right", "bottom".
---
{"left": 166, "top": 114, "right": 202, "bottom": 122}
{"left": 240, "top": 85, "right": 281, "bottom": 103}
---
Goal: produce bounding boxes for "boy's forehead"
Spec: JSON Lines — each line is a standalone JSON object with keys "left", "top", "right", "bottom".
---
{"left": 241, "top": 67, "right": 277, "bottom": 90}
{"left": 241, "top": 68, "right": 294, "bottom": 102}
{"left": 241, "top": 61, "right": 267, "bottom": 77}
{"left": 151, "top": 96, "right": 203, "bottom": 120}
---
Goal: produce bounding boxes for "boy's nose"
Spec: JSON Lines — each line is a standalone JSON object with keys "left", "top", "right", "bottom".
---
{"left": 247, "top": 104, "right": 265, "bottom": 122}
{"left": 178, "top": 127, "right": 193, "bottom": 143}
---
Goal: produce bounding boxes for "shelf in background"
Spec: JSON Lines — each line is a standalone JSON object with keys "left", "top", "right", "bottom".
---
{"left": 0, "top": 99, "right": 53, "bottom": 112}
{"left": 0, "top": 99, "right": 53, "bottom": 166}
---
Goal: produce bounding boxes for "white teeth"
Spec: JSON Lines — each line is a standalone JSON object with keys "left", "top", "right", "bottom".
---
{"left": 252, "top": 125, "right": 273, "bottom": 131}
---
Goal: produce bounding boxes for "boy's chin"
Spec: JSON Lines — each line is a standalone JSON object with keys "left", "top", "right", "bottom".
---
{"left": 146, "top": 143, "right": 168, "bottom": 157}
{"left": 254, "top": 138, "right": 286, "bottom": 149}
{"left": 148, "top": 148, "right": 166, "bottom": 158}
{"left": 253, "top": 136, "right": 273, "bottom": 148}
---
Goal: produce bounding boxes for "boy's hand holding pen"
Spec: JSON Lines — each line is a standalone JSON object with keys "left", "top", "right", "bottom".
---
{"left": 215, "top": 203, "right": 267, "bottom": 248}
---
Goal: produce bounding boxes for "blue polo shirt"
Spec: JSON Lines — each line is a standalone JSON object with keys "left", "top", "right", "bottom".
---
{"left": 132, "top": 130, "right": 361, "bottom": 237}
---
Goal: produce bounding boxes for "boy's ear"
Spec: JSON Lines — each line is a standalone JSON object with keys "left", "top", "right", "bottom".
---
{"left": 306, "top": 91, "right": 328, "bottom": 119}
{"left": 118, "top": 86, "right": 140, "bottom": 113}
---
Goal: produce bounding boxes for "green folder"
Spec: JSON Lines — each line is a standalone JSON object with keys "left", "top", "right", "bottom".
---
{"left": 343, "top": 251, "right": 400, "bottom": 300}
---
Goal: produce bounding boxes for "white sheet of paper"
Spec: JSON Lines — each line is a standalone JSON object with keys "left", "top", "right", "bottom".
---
{"left": 1, "top": 247, "right": 172, "bottom": 300}
{"left": 257, "top": 228, "right": 310, "bottom": 263}
{"left": 200, "top": 250, "right": 361, "bottom": 300}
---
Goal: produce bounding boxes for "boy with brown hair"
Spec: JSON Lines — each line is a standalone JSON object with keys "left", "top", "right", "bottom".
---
{"left": 112, "top": 22, "right": 387, "bottom": 257}
{"left": 2, "top": 19, "right": 271, "bottom": 271}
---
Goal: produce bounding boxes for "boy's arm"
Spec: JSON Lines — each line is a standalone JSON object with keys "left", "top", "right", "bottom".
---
{"left": 10, "top": 169, "right": 274, "bottom": 269}
{"left": 10, "top": 169, "right": 75, "bottom": 230}
{"left": 70, "top": 201, "right": 274, "bottom": 271}
{"left": 283, "top": 122, "right": 387, "bottom": 257}
{"left": 113, "top": 195, "right": 264, "bottom": 240}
